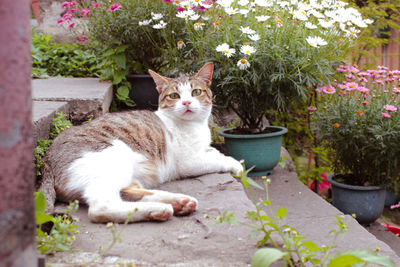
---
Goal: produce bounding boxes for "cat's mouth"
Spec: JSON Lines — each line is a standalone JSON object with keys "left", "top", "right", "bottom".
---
{"left": 184, "top": 109, "right": 193, "bottom": 114}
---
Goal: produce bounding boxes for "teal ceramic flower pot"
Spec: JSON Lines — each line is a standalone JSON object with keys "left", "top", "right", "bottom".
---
{"left": 219, "top": 126, "right": 287, "bottom": 176}
{"left": 328, "top": 175, "right": 385, "bottom": 225}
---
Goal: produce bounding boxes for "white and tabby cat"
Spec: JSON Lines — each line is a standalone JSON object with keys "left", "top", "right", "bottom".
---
{"left": 39, "top": 63, "right": 243, "bottom": 223}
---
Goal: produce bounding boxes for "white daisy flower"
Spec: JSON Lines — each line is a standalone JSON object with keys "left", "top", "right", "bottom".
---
{"left": 238, "top": 0, "right": 249, "bottom": 6}
{"left": 225, "top": 7, "right": 239, "bottom": 15}
{"left": 216, "top": 0, "right": 233, "bottom": 7}
{"left": 249, "top": 34, "right": 260, "bottom": 41}
{"left": 256, "top": 15, "right": 270, "bottom": 22}
{"left": 237, "top": 58, "right": 250, "bottom": 70}
{"left": 177, "top": 40, "right": 186, "bottom": 49}
{"left": 153, "top": 20, "right": 167, "bottom": 29}
{"left": 292, "top": 10, "right": 308, "bottom": 21}
{"left": 240, "top": 44, "right": 256, "bottom": 55}
{"left": 216, "top": 43, "right": 230, "bottom": 52}
{"left": 240, "top": 26, "right": 256, "bottom": 35}
{"left": 189, "top": 14, "right": 200, "bottom": 20}
{"left": 308, "top": 9, "right": 324, "bottom": 19}
{"left": 305, "top": 22, "right": 317, "bottom": 29}
{"left": 239, "top": 9, "right": 249, "bottom": 16}
{"left": 194, "top": 22, "right": 205, "bottom": 30}
{"left": 151, "top": 12, "right": 163, "bottom": 20}
{"left": 223, "top": 48, "right": 236, "bottom": 57}
{"left": 254, "top": 0, "right": 272, "bottom": 7}
{"left": 306, "top": 36, "right": 328, "bottom": 47}
{"left": 139, "top": 19, "right": 152, "bottom": 26}
{"left": 318, "top": 19, "right": 334, "bottom": 28}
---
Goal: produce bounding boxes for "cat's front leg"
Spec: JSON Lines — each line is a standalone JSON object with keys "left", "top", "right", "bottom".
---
{"left": 180, "top": 147, "right": 243, "bottom": 177}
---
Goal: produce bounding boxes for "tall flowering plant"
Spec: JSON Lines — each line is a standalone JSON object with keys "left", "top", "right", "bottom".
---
{"left": 311, "top": 65, "right": 400, "bottom": 187}
{"left": 139, "top": 0, "right": 372, "bottom": 131}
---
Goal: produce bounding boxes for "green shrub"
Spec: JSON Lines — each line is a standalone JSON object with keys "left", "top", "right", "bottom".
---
{"left": 31, "top": 31, "right": 101, "bottom": 78}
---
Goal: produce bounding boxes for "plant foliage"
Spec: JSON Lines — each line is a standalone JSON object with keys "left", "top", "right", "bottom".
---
{"left": 31, "top": 31, "right": 101, "bottom": 78}
{"left": 312, "top": 65, "right": 400, "bottom": 187}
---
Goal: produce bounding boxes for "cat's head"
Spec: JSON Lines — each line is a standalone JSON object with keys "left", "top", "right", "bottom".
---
{"left": 149, "top": 63, "right": 213, "bottom": 122}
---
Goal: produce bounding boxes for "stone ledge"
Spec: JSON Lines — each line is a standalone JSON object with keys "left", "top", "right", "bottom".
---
{"left": 32, "top": 78, "right": 113, "bottom": 122}
{"left": 33, "top": 100, "right": 69, "bottom": 141}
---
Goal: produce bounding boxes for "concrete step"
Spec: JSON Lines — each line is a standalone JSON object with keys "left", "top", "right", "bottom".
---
{"left": 46, "top": 160, "right": 400, "bottom": 266}
{"left": 32, "top": 78, "right": 112, "bottom": 140}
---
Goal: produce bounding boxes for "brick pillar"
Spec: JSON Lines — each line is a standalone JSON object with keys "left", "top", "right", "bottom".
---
{"left": 0, "top": 0, "right": 37, "bottom": 266}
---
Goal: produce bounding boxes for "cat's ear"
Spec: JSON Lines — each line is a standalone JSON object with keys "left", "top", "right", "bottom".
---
{"left": 149, "top": 69, "right": 171, "bottom": 94}
{"left": 194, "top": 62, "right": 213, "bottom": 87}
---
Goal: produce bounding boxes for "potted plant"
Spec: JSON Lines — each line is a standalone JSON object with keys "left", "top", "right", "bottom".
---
{"left": 311, "top": 65, "right": 400, "bottom": 224}
{"left": 58, "top": 0, "right": 187, "bottom": 109}
{"left": 143, "top": 0, "right": 371, "bottom": 175}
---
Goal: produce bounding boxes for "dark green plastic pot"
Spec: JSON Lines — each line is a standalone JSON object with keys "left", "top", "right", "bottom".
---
{"left": 328, "top": 175, "right": 385, "bottom": 225}
{"left": 219, "top": 126, "right": 287, "bottom": 176}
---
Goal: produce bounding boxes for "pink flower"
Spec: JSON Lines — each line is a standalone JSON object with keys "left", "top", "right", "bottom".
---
{"left": 57, "top": 18, "right": 65, "bottom": 24}
{"left": 322, "top": 85, "right": 336, "bottom": 94}
{"left": 61, "top": 1, "right": 71, "bottom": 9}
{"left": 307, "top": 106, "right": 317, "bottom": 111}
{"left": 63, "top": 13, "right": 72, "bottom": 20}
{"left": 349, "top": 66, "right": 359, "bottom": 73}
{"left": 344, "top": 82, "right": 358, "bottom": 91}
{"left": 80, "top": 8, "right": 91, "bottom": 17}
{"left": 384, "top": 104, "right": 397, "bottom": 112}
{"left": 391, "top": 202, "right": 400, "bottom": 209}
{"left": 70, "top": 0, "right": 77, "bottom": 6}
{"left": 382, "top": 112, "right": 391, "bottom": 118}
{"left": 91, "top": 2, "right": 101, "bottom": 7}
{"left": 336, "top": 67, "right": 347, "bottom": 73}
{"left": 108, "top": 3, "right": 122, "bottom": 12}
{"left": 77, "top": 32, "right": 88, "bottom": 44}
{"left": 358, "top": 86, "right": 369, "bottom": 93}
{"left": 68, "top": 22, "right": 77, "bottom": 29}
{"left": 68, "top": 8, "right": 78, "bottom": 13}
{"left": 393, "top": 87, "right": 400, "bottom": 94}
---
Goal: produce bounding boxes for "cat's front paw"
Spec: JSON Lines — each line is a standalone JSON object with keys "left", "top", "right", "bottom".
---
{"left": 223, "top": 156, "right": 244, "bottom": 176}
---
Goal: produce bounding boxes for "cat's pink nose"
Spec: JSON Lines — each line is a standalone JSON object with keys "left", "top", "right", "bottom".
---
{"left": 182, "top": 100, "right": 191, "bottom": 107}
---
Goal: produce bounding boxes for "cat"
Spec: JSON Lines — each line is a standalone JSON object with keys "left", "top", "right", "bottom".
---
{"left": 39, "top": 62, "right": 243, "bottom": 223}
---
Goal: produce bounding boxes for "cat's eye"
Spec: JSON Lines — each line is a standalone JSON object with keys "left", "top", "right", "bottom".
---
{"left": 169, "top": 92, "right": 180, "bottom": 99}
{"left": 192, "top": 89, "right": 202, "bottom": 97}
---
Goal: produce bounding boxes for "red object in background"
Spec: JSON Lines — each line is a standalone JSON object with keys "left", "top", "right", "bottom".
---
{"left": 385, "top": 223, "right": 400, "bottom": 237}
{"left": 308, "top": 173, "right": 331, "bottom": 198}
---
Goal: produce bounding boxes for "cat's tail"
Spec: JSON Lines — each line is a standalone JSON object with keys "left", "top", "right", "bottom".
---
{"left": 37, "top": 158, "right": 56, "bottom": 213}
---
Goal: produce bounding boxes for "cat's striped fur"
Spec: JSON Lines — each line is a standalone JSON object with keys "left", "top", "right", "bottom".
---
{"left": 39, "top": 63, "right": 243, "bottom": 223}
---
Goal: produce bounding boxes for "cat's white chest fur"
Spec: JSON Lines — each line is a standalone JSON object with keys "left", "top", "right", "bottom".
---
{"left": 155, "top": 110, "right": 212, "bottom": 180}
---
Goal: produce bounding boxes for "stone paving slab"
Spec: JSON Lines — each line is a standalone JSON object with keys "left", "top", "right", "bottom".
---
{"left": 48, "top": 173, "right": 258, "bottom": 266}
{"left": 32, "top": 100, "right": 68, "bottom": 141}
{"left": 32, "top": 78, "right": 113, "bottom": 122}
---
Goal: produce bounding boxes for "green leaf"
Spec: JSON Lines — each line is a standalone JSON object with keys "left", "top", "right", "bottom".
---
{"left": 34, "top": 191, "right": 46, "bottom": 214}
{"left": 251, "top": 248, "right": 287, "bottom": 267}
{"left": 300, "top": 241, "right": 322, "bottom": 253}
{"left": 276, "top": 207, "right": 287, "bottom": 219}
{"left": 36, "top": 213, "right": 54, "bottom": 225}
{"left": 117, "top": 86, "right": 130, "bottom": 98}
{"left": 113, "top": 53, "right": 126, "bottom": 69}
{"left": 329, "top": 250, "right": 395, "bottom": 267}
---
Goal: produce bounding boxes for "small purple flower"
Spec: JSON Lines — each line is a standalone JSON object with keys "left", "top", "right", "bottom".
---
{"left": 307, "top": 106, "right": 317, "bottom": 111}
{"left": 382, "top": 112, "right": 391, "bottom": 118}
{"left": 108, "top": 3, "right": 122, "bottom": 12}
